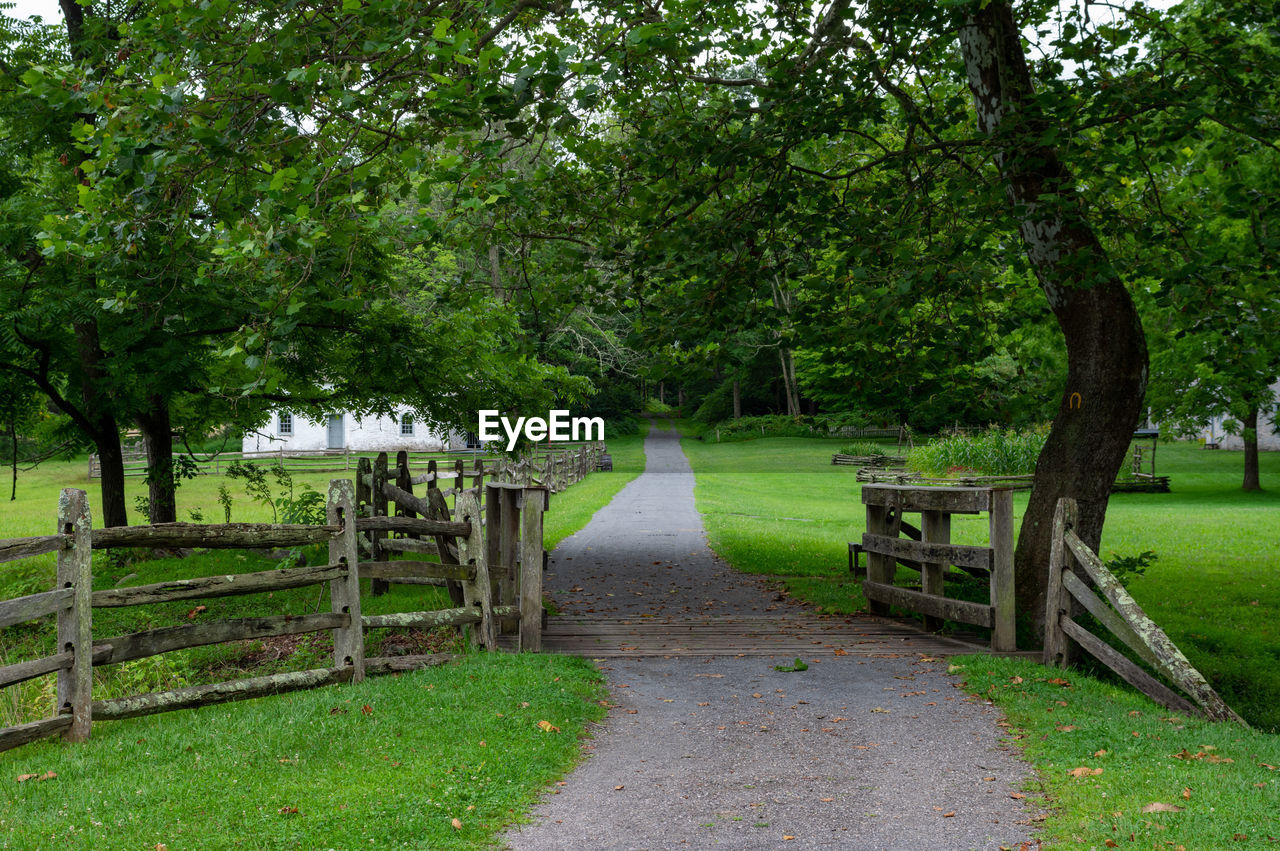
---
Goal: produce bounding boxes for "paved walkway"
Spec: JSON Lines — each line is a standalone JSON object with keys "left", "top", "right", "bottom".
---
{"left": 503, "top": 426, "right": 1036, "bottom": 850}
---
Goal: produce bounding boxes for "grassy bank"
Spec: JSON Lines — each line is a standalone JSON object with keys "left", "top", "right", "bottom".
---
{"left": 958, "top": 656, "right": 1279, "bottom": 848}
{"left": 676, "top": 422, "right": 1280, "bottom": 731}
{"left": 0, "top": 653, "right": 606, "bottom": 849}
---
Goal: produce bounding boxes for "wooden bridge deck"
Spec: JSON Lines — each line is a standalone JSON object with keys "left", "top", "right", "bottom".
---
{"left": 539, "top": 614, "right": 1018, "bottom": 658}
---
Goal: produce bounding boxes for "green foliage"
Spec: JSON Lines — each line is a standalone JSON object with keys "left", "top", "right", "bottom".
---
{"left": 907, "top": 427, "right": 1048, "bottom": 477}
{"left": 704, "top": 415, "right": 832, "bottom": 442}
{"left": 642, "top": 398, "right": 675, "bottom": 414}
{"left": 773, "top": 657, "right": 808, "bottom": 673}
{"left": 1104, "top": 550, "right": 1157, "bottom": 589}
{"left": 838, "top": 441, "right": 888, "bottom": 457}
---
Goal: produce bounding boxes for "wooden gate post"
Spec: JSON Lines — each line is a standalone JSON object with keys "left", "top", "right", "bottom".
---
{"left": 456, "top": 490, "right": 495, "bottom": 649}
{"left": 56, "top": 488, "right": 92, "bottom": 742}
{"left": 989, "top": 488, "right": 1016, "bottom": 653}
{"left": 1042, "top": 497, "right": 1077, "bottom": 667}
{"left": 864, "top": 502, "right": 892, "bottom": 616}
{"left": 919, "top": 509, "right": 950, "bottom": 632}
{"left": 370, "top": 453, "right": 390, "bottom": 596}
{"left": 519, "top": 487, "right": 547, "bottom": 652}
{"left": 499, "top": 487, "right": 520, "bottom": 633}
{"left": 328, "top": 479, "right": 364, "bottom": 681}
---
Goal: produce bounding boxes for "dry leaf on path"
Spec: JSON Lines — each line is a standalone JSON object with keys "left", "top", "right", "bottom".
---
{"left": 1068, "top": 766, "right": 1103, "bottom": 778}
{"left": 1055, "top": 725, "right": 1077, "bottom": 732}
{"left": 537, "top": 720, "right": 561, "bottom": 733}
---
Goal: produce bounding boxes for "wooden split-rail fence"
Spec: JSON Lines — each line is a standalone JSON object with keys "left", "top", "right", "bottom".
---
{"left": 0, "top": 469, "right": 562, "bottom": 753}
{"left": 854, "top": 484, "right": 1016, "bottom": 653}
{"left": 1044, "top": 497, "right": 1243, "bottom": 723}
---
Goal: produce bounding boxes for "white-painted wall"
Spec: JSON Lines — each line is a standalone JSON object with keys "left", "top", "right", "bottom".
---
{"left": 242, "top": 410, "right": 459, "bottom": 454}
{"left": 1202, "top": 379, "right": 1280, "bottom": 451}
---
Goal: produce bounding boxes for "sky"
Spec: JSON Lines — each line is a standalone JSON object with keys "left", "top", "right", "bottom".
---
{"left": 5, "top": 0, "right": 62, "bottom": 23}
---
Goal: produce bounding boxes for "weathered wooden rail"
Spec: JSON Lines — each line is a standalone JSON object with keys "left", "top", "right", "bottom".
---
{"left": 1043, "top": 497, "right": 1243, "bottom": 723}
{"left": 0, "top": 468, "right": 561, "bottom": 754}
{"left": 857, "top": 484, "right": 1016, "bottom": 653}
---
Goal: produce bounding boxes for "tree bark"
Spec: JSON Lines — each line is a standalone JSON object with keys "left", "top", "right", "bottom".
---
{"left": 8, "top": 420, "right": 16, "bottom": 502}
{"left": 959, "top": 3, "right": 1149, "bottom": 637}
{"left": 73, "top": 322, "right": 128, "bottom": 527}
{"left": 137, "top": 397, "right": 178, "bottom": 523}
{"left": 733, "top": 379, "right": 742, "bottom": 419}
{"left": 1242, "top": 404, "right": 1261, "bottom": 491}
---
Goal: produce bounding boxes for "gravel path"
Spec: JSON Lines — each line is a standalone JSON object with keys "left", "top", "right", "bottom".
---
{"left": 503, "top": 426, "right": 1037, "bottom": 850}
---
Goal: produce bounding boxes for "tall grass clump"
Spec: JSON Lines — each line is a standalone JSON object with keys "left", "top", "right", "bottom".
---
{"left": 908, "top": 426, "right": 1046, "bottom": 477}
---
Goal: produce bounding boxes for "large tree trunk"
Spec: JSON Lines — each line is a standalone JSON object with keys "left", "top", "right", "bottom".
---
{"left": 732, "top": 379, "right": 742, "bottom": 419}
{"left": 137, "top": 397, "right": 178, "bottom": 523}
{"left": 1242, "top": 404, "right": 1261, "bottom": 491}
{"left": 74, "top": 321, "right": 129, "bottom": 527}
{"left": 959, "top": 3, "right": 1149, "bottom": 637}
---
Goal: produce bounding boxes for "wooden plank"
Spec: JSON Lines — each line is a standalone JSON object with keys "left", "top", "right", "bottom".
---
{"left": 0, "top": 587, "right": 73, "bottom": 629}
{"left": 861, "top": 581, "right": 995, "bottom": 627}
{"left": 95, "top": 613, "right": 347, "bottom": 666}
{"left": 1064, "top": 530, "right": 1243, "bottom": 723}
{"left": 0, "top": 652, "right": 72, "bottom": 689}
{"left": 378, "top": 537, "right": 441, "bottom": 555}
{"left": 425, "top": 482, "right": 464, "bottom": 606}
{"left": 1060, "top": 617, "right": 1198, "bottom": 716}
{"left": 865, "top": 503, "right": 892, "bottom": 616}
{"left": 919, "top": 509, "right": 949, "bottom": 632}
{"left": 328, "top": 479, "right": 364, "bottom": 681}
{"left": 365, "top": 653, "right": 456, "bottom": 675}
{"left": 0, "top": 534, "right": 68, "bottom": 564}
{"left": 988, "top": 488, "right": 1016, "bottom": 653}
{"left": 499, "top": 488, "right": 519, "bottom": 630}
{"left": 91, "top": 522, "right": 338, "bottom": 550}
{"left": 369, "top": 453, "right": 390, "bottom": 596}
{"left": 456, "top": 491, "right": 495, "bottom": 650}
{"left": 860, "top": 533, "right": 992, "bottom": 570}
{"left": 92, "top": 666, "right": 353, "bottom": 720}
{"left": 357, "top": 561, "right": 475, "bottom": 582}
{"left": 861, "top": 484, "right": 990, "bottom": 513}
{"left": 520, "top": 487, "right": 546, "bottom": 652}
{"left": 0, "top": 715, "right": 73, "bottom": 754}
{"left": 92, "top": 563, "right": 347, "bottom": 608}
{"left": 1061, "top": 571, "right": 1162, "bottom": 670}
{"left": 1043, "top": 498, "right": 1076, "bottom": 667}
{"left": 362, "top": 608, "right": 482, "bottom": 629}
{"left": 56, "top": 488, "right": 93, "bottom": 742}
{"left": 355, "top": 515, "right": 471, "bottom": 537}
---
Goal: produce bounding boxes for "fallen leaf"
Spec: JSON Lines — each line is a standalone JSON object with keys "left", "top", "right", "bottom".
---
{"left": 1234, "top": 834, "right": 1248, "bottom": 841}
{"left": 614, "top": 785, "right": 624, "bottom": 791}
{"left": 279, "top": 806, "right": 299, "bottom": 815}
{"left": 1055, "top": 725, "right": 1077, "bottom": 732}
{"left": 1105, "top": 841, "right": 1119, "bottom": 848}
{"left": 783, "top": 836, "right": 796, "bottom": 841}
{"left": 329, "top": 707, "right": 347, "bottom": 715}
{"left": 361, "top": 704, "right": 372, "bottom": 716}
{"left": 1182, "top": 788, "right": 1191, "bottom": 800}
{"left": 186, "top": 605, "right": 207, "bottom": 620}
{"left": 1009, "top": 676, "right": 1024, "bottom": 684}
{"left": 1128, "top": 710, "right": 1142, "bottom": 717}
{"left": 983, "top": 776, "right": 996, "bottom": 782}
{"left": 1141, "top": 802, "right": 1183, "bottom": 813}
{"left": 537, "top": 720, "right": 560, "bottom": 733}
{"left": 832, "top": 648, "right": 847, "bottom": 656}
{"left": 870, "top": 707, "right": 889, "bottom": 713}
{"left": 1010, "top": 793, "right": 1026, "bottom": 799}
{"left": 1046, "top": 677, "right": 1071, "bottom": 686}
{"left": 1068, "top": 766, "right": 1103, "bottom": 778}
{"left": 820, "top": 797, "right": 834, "bottom": 802}
{"left": 1094, "top": 749, "right": 1108, "bottom": 758}
{"left": 1260, "top": 763, "right": 1277, "bottom": 770}
{"left": 451, "top": 818, "right": 462, "bottom": 830}
{"left": 942, "top": 811, "right": 956, "bottom": 818}
{"left": 16, "top": 774, "right": 37, "bottom": 783}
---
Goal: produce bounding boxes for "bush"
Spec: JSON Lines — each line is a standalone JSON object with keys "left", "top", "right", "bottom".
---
{"left": 643, "top": 398, "right": 675, "bottom": 414}
{"left": 839, "top": 441, "right": 888, "bottom": 457}
{"left": 907, "top": 426, "right": 1047, "bottom": 477}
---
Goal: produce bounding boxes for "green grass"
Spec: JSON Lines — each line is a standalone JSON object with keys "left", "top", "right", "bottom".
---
{"left": 955, "top": 655, "right": 1280, "bottom": 848}
{"left": 0, "top": 653, "right": 607, "bottom": 849}
{"left": 676, "top": 423, "right": 1280, "bottom": 731}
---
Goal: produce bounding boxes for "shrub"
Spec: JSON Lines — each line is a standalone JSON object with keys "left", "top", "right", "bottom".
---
{"left": 839, "top": 441, "right": 888, "bottom": 457}
{"left": 907, "top": 426, "right": 1047, "bottom": 477}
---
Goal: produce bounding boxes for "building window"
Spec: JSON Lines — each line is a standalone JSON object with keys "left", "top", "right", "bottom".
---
{"left": 278, "top": 412, "right": 293, "bottom": 435}
{"left": 400, "top": 413, "right": 414, "bottom": 436}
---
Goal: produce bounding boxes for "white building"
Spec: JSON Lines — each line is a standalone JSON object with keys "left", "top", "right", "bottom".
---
{"left": 1203, "top": 379, "right": 1280, "bottom": 451}
{"left": 242, "top": 410, "right": 464, "bottom": 454}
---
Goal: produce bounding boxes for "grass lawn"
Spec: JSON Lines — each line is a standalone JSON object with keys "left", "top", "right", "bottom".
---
{"left": 958, "top": 656, "right": 1279, "bottom": 848}
{"left": 0, "top": 653, "right": 606, "bottom": 850}
{"left": 675, "top": 421, "right": 1280, "bottom": 731}
{"left": 0, "top": 436, "right": 641, "bottom": 847}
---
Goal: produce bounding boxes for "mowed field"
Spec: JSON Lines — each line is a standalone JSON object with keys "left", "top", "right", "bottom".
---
{"left": 677, "top": 426, "right": 1280, "bottom": 731}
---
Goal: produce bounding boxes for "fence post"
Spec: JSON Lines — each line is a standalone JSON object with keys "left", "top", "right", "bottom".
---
{"left": 56, "top": 488, "right": 92, "bottom": 742}
{"left": 989, "top": 488, "right": 1016, "bottom": 653}
{"left": 519, "top": 487, "right": 546, "bottom": 652}
{"left": 454, "top": 459, "right": 466, "bottom": 511}
{"left": 370, "top": 453, "right": 389, "bottom": 596}
{"left": 456, "top": 490, "right": 495, "bottom": 649}
{"left": 1043, "top": 497, "right": 1077, "bottom": 667}
{"left": 865, "top": 502, "right": 891, "bottom": 616}
{"left": 920, "top": 509, "right": 950, "bottom": 633}
{"left": 327, "top": 479, "right": 364, "bottom": 681}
